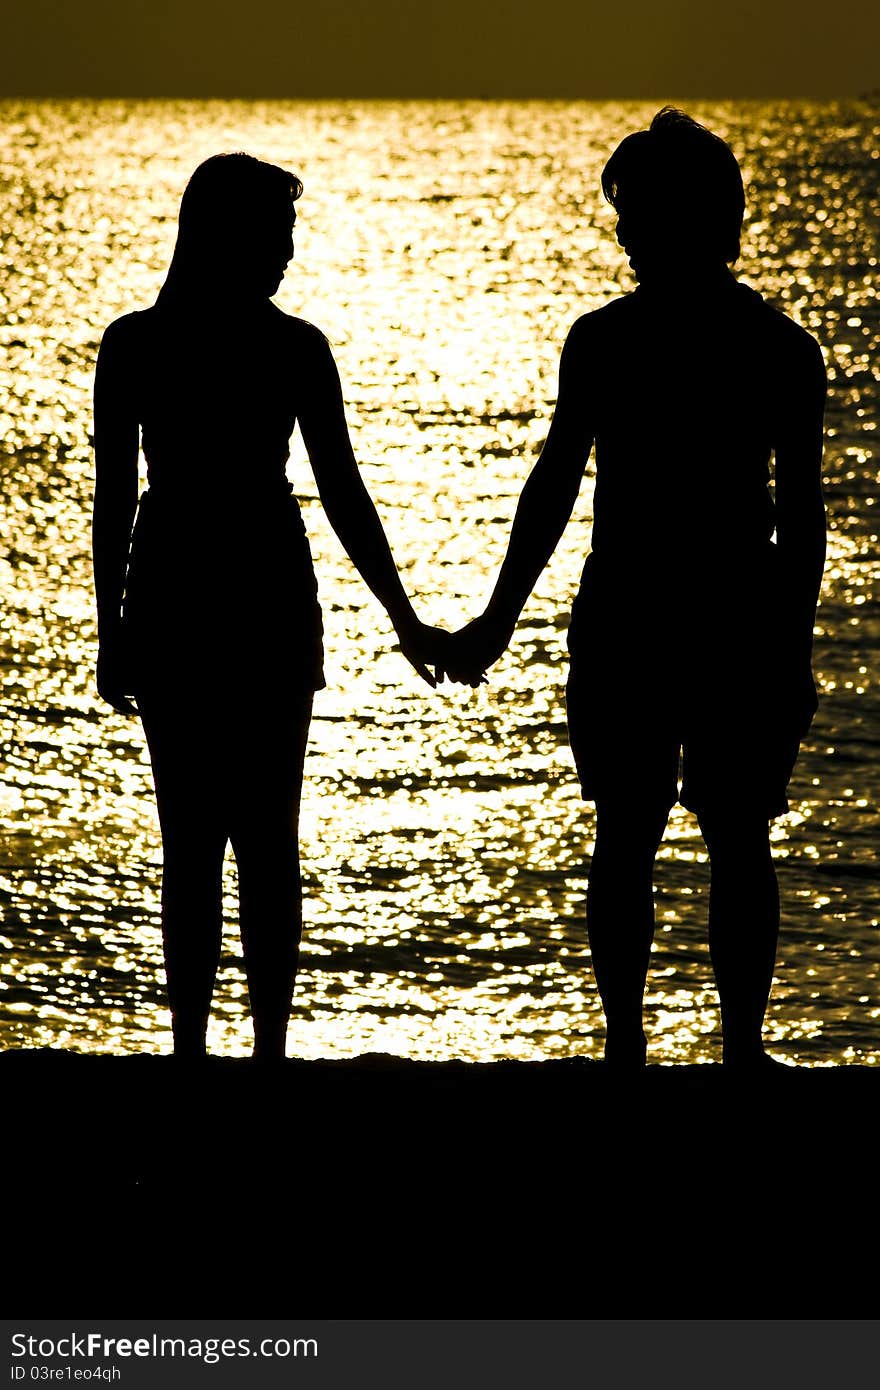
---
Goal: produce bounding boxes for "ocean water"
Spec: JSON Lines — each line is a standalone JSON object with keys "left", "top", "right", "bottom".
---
{"left": 0, "top": 99, "right": 877, "bottom": 1063}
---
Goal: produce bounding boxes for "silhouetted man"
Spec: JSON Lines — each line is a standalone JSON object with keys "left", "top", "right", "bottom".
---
{"left": 445, "top": 109, "right": 826, "bottom": 1068}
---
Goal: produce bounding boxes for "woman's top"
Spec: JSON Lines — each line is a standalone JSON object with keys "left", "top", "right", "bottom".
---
{"left": 121, "top": 302, "right": 325, "bottom": 695}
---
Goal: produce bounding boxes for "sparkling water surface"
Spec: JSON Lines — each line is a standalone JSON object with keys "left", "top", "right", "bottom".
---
{"left": 0, "top": 99, "right": 877, "bottom": 1062}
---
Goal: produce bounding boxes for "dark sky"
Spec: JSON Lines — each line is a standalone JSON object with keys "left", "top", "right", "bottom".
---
{"left": 4, "top": 0, "right": 877, "bottom": 98}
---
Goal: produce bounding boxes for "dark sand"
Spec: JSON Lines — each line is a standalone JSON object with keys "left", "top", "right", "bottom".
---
{"left": 3, "top": 1050, "right": 876, "bottom": 1316}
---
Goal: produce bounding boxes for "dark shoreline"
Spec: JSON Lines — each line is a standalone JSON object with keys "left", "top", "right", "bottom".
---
{"left": 4, "top": 1049, "right": 876, "bottom": 1316}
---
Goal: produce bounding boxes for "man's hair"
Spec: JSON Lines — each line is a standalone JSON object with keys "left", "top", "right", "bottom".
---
{"left": 601, "top": 108, "right": 745, "bottom": 264}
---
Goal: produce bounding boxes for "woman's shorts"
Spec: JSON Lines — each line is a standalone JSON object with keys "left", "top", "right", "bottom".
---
{"left": 122, "top": 485, "right": 325, "bottom": 699}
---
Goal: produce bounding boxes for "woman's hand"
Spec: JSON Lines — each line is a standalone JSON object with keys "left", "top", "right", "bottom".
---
{"left": 393, "top": 616, "right": 455, "bottom": 688}
{"left": 93, "top": 314, "right": 140, "bottom": 716}
{"left": 97, "top": 633, "right": 137, "bottom": 715}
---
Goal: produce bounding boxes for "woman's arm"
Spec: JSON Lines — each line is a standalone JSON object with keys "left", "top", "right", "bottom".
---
{"left": 772, "top": 327, "right": 827, "bottom": 723}
{"left": 444, "top": 317, "right": 596, "bottom": 682}
{"left": 92, "top": 316, "right": 140, "bottom": 713}
{"left": 297, "top": 330, "right": 446, "bottom": 687}
{"left": 773, "top": 329, "right": 827, "bottom": 661}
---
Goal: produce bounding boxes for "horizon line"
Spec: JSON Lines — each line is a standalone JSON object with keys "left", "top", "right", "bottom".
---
{"left": 1, "top": 91, "right": 876, "bottom": 103}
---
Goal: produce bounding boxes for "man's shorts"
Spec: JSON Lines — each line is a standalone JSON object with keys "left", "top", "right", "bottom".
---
{"left": 565, "top": 556, "right": 817, "bottom": 820}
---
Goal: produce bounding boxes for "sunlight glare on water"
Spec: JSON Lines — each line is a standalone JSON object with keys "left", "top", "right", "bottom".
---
{"left": 0, "top": 100, "right": 877, "bottom": 1062}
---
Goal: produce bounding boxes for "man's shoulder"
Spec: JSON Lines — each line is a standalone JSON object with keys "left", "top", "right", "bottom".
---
{"left": 564, "top": 294, "right": 637, "bottom": 354}
{"left": 740, "top": 287, "right": 824, "bottom": 370}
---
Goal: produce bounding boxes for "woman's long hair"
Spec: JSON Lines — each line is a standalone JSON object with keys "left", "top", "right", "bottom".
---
{"left": 157, "top": 153, "right": 303, "bottom": 308}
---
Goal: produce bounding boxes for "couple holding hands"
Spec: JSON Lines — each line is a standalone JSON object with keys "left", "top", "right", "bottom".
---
{"left": 93, "top": 109, "right": 826, "bottom": 1069}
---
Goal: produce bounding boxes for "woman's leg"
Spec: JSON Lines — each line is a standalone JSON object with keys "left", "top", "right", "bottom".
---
{"left": 588, "top": 801, "right": 669, "bottom": 1066}
{"left": 228, "top": 692, "right": 312, "bottom": 1061}
{"left": 140, "top": 696, "right": 228, "bottom": 1059}
{"left": 698, "top": 810, "right": 779, "bottom": 1067}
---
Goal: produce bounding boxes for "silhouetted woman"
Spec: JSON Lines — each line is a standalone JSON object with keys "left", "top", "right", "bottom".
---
{"left": 93, "top": 153, "right": 441, "bottom": 1060}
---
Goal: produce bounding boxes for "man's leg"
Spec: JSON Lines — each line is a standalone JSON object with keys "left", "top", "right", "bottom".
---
{"left": 588, "top": 801, "right": 670, "bottom": 1066}
{"left": 698, "top": 810, "right": 779, "bottom": 1067}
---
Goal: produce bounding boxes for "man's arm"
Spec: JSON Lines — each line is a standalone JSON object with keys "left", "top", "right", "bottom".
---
{"left": 773, "top": 328, "right": 827, "bottom": 671}
{"left": 296, "top": 329, "right": 443, "bottom": 687}
{"left": 92, "top": 316, "right": 140, "bottom": 713}
{"left": 444, "top": 316, "right": 596, "bottom": 680}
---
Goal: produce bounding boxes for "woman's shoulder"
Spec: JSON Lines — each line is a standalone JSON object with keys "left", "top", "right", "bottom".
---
{"left": 269, "top": 309, "right": 343, "bottom": 390}
{"left": 100, "top": 306, "right": 148, "bottom": 335}
{"left": 270, "top": 306, "right": 332, "bottom": 353}
{"left": 98, "top": 307, "right": 157, "bottom": 356}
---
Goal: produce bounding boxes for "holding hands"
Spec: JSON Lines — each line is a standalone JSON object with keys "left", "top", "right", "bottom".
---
{"left": 439, "top": 611, "right": 513, "bottom": 687}
{"left": 392, "top": 613, "right": 455, "bottom": 688}
{"left": 396, "top": 609, "right": 514, "bottom": 689}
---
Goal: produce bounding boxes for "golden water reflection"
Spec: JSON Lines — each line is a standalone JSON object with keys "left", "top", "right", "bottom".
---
{"left": 0, "top": 100, "right": 877, "bottom": 1062}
